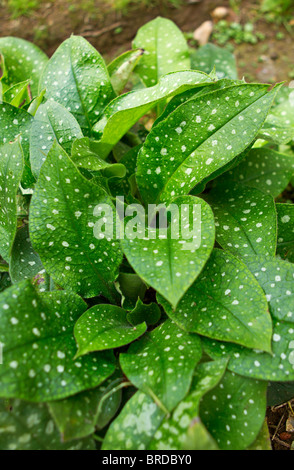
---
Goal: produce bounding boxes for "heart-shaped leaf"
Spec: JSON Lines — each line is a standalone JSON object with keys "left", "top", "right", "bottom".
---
{"left": 74, "top": 304, "right": 147, "bottom": 357}
{"left": 276, "top": 203, "right": 294, "bottom": 263}
{"left": 121, "top": 195, "right": 215, "bottom": 308}
{"left": 159, "top": 249, "right": 272, "bottom": 352}
{"left": 30, "top": 141, "right": 123, "bottom": 300}
{"left": 0, "top": 280, "right": 116, "bottom": 401}
{"left": 120, "top": 319, "right": 202, "bottom": 412}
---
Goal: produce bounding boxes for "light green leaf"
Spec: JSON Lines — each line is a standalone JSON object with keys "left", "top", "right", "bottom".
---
{"left": 0, "top": 37, "right": 48, "bottom": 97}
{"left": 259, "top": 87, "right": 294, "bottom": 144}
{"left": 0, "top": 280, "right": 116, "bottom": 401}
{"left": 39, "top": 36, "right": 115, "bottom": 135}
{"left": 149, "top": 359, "right": 228, "bottom": 450}
{"left": 248, "top": 420, "right": 272, "bottom": 451}
{"left": 120, "top": 320, "right": 202, "bottom": 412}
{"left": 159, "top": 249, "right": 272, "bottom": 352}
{"left": 276, "top": 203, "right": 294, "bottom": 263}
{"left": 108, "top": 49, "right": 144, "bottom": 95}
{"left": 74, "top": 304, "right": 147, "bottom": 357}
{"left": 0, "top": 400, "right": 95, "bottom": 450}
{"left": 0, "top": 140, "right": 24, "bottom": 262}
{"left": 205, "top": 185, "right": 277, "bottom": 260}
{"left": 2, "top": 80, "right": 31, "bottom": 108}
{"left": 48, "top": 372, "right": 122, "bottom": 441}
{"left": 9, "top": 224, "right": 43, "bottom": 284}
{"left": 136, "top": 83, "right": 278, "bottom": 205}
{"left": 121, "top": 196, "right": 215, "bottom": 308}
{"left": 30, "top": 100, "right": 83, "bottom": 178}
{"left": 102, "top": 391, "right": 166, "bottom": 450}
{"left": 191, "top": 43, "right": 237, "bottom": 80}
{"left": 30, "top": 142, "right": 123, "bottom": 300}
{"left": 133, "top": 17, "right": 190, "bottom": 87}
{"left": 217, "top": 147, "right": 294, "bottom": 198}
{"left": 93, "top": 70, "right": 214, "bottom": 158}
{"left": 200, "top": 371, "right": 268, "bottom": 450}
{"left": 127, "top": 299, "right": 161, "bottom": 326}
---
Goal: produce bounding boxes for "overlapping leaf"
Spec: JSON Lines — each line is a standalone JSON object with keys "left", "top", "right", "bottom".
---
{"left": 159, "top": 249, "right": 272, "bottom": 352}
{"left": 0, "top": 280, "right": 116, "bottom": 401}
{"left": 30, "top": 142, "right": 123, "bottom": 300}
{"left": 74, "top": 304, "right": 147, "bottom": 357}
{"left": 108, "top": 49, "right": 144, "bottom": 95}
{"left": 191, "top": 43, "right": 237, "bottom": 80}
{"left": 127, "top": 299, "right": 161, "bottom": 326}
{"left": 120, "top": 320, "right": 202, "bottom": 412}
{"left": 137, "top": 83, "right": 278, "bottom": 205}
{"left": 133, "top": 17, "right": 190, "bottom": 87}
{"left": 276, "top": 203, "right": 294, "bottom": 262}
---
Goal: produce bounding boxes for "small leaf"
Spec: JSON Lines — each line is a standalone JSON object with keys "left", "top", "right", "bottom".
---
{"left": 127, "top": 299, "right": 161, "bottom": 326}
{"left": 0, "top": 400, "right": 95, "bottom": 450}
{"left": 200, "top": 371, "right": 268, "bottom": 450}
{"left": 39, "top": 36, "right": 115, "bottom": 135}
{"left": 116, "top": 271, "right": 147, "bottom": 310}
{"left": 276, "top": 203, "right": 294, "bottom": 263}
{"left": 247, "top": 420, "right": 272, "bottom": 451}
{"left": 133, "top": 17, "right": 190, "bottom": 87}
{"left": 30, "top": 100, "right": 83, "bottom": 178}
{"left": 108, "top": 49, "right": 144, "bottom": 95}
{"left": 0, "top": 280, "right": 116, "bottom": 401}
{"left": 74, "top": 304, "right": 147, "bottom": 357}
{"left": 30, "top": 142, "right": 123, "bottom": 300}
{"left": 2, "top": 80, "right": 31, "bottom": 108}
{"left": 205, "top": 184, "right": 277, "bottom": 260}
{"left": 120, "top": 319, "right": 202, "bottom": 412}
{"left": 191, "top": 43, "right": 237, "bottom": 80}
{"left": 0, "top": 140, "right": 24, "bottom": 262}
{"left": 159, "top": 249, "right": 272, "bottom": 353}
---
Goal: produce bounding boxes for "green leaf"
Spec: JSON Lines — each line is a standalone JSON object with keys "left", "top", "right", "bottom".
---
{"left": 159, "top": 249, "right": 272, "bottom": 353}
{"left": 136, "top": 83, "right": 278, "bottom": 205}
{"left": 205, "top": 184, "right": 277, "bottom": 260}
{"left": 191, "top": 43, "right": 237, "bottom": 80}
{"left": 267, "top": 381, "right": 294, "bottom": 406}
{"left": 276, "top": 203, "right": 294, "bottom": 263}
{"left": 200, "top": 371, "right": 268, "bottom": 450}
{"left": 30, "top": 100, "right": 83, "bottom": 178}
{"left": 0, "top": 140, "right": 24, "bottom": 262}
{"left": 120, "top": 319, "right": 202, "bottom": 412}
{"left": 9, "top": 224, "right": 43, "bottom": 284}
{"left": 247, "top": 420, "right": 272, "bottom": 450}
{"left": 0, "top": 280, "right": 116, "bottom": 401}
{"left": 0, "top": 37, "right": 48, "bottom": 97}
{"left": 217, "top": 147, "right": 294, "bottom": 198}
{"left": 203, "top": 319, "right": 294, "bottom": 381}
{"left": 127, "top": 299, "right": 161, "bottom": 326}
{"left": 48, "top": 372, "right": 122, "bottom": 441}
{"left": 71, "top": 137, "right": 126, "bottom": 177}
{"left": 74, "top": 304, "right": 147, "bottom": 357}
{"left": 0, "top": 263, "right": 9, "bottom": 273}
{"left": 149, "top": 359, "right": 228, "bottom": 450}
{"left": 116, "top": 271, "right": 147, "bottom": 310}
{"left": 108, "top": 49, "right": 144, "bottom": 95}
{"left": 2, "top": 79, "right": 31, "bottom": 108}
{"left": 259, "top": 88, "right": 294, "bottom": 144}
{"left": 0, "top": 103, "right": 34, "bottom": 187}
{"left": 93, "top": 70, "right": 214, "bottom": 158}
{"left": 102, "top": 391, "right": 166, "bottom": 450}
{"left": 39, "top": 36, "right": 115, "bottom": 135}
{"left": 121, "top": 195, "right": 215, "bottom": 308}
{"left": 30, "top": 141, "right": 123, "bottom": 300}
{"left": 0, "top": 400, "right": 95, "bottom": 450}
{"left": 133, "top": 17, "right": 190, "bottom": 87}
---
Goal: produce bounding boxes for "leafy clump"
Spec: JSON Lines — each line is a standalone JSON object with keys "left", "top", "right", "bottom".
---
{"left": 0, "top": 16, "right": 293, "bottom": 450}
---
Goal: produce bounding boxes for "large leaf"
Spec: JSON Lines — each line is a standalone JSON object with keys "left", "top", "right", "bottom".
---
{"left": 0, "top": 400, "right": 94, "bottom": 450}
{"left": 0, "top": 37, "right": 48, "bottom": 97}
{"left": 121, "top": 195, "right": 215, "bottom": 308}
{"left": 205, "top": 185, "right": 277, "bottom": 261}
{"left": 92, "top": 70, "right": 214, "bottom": 158}
{"left": 0, "top": 140, "right": 24, "bottom": 262}
{"left": 30, "top": 100, "right": 83, "bottom": 178}
{"left": 149, "top": 359, "right": 228, "bottom": 450}
{"left": 200, "top": 371, "right": 268, "bottom": 450}
{"left": 74, "top": 304, "right": 147, "bottom": 357}
{"left": 120, "top": 320, "right": 202, "bottom": 412}
{"left": 0, "top": 280, "right": 116, "bottom": 401}
{"left": 191, "top": 43, "right": 237, "bottom": 80}
{"left": 39, "top": 36, "right": 115, "bottom": 135}
{"left": 217, "top": 147, "right": 294, "bottom": 198}
{"left": 276, "top": 203, "right": 294, "bottom": 263}
{"left": 136, "top": 83, "right": 278, "bottom": 205}
{"left": 159, "top": 249, "right": 272, "bottom": 352}
{"left": 30, "top": 142, "right": 123, "bottom": 300}
{"left": 133, "top": 17, "right": 190, "bottom": 87}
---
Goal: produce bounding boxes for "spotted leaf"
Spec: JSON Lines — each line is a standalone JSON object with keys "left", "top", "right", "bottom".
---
{"left": 276, "top": 203, "right": 294, "bottom": 263}
{"left": 191, "top": 43, "right": 237, "bottom": 80}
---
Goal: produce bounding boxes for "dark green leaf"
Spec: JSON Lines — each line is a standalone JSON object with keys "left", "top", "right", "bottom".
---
{"left": 276, "top": 203, "right": 294, "bottom": 263}
{"left": 127, "top": 299, "right": 161, "bottom": 326}
{"left": 10, "top": 224, "right": 43, "bottom": 284}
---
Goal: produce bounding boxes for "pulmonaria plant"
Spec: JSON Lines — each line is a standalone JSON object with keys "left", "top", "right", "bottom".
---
{"left": 0, "top": 17, "right": 293, "bottom": 451}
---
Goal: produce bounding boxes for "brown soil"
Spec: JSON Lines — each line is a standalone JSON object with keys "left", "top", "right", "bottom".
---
{"left": 268, "top": 401, "right": 294, "bottom": 451}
